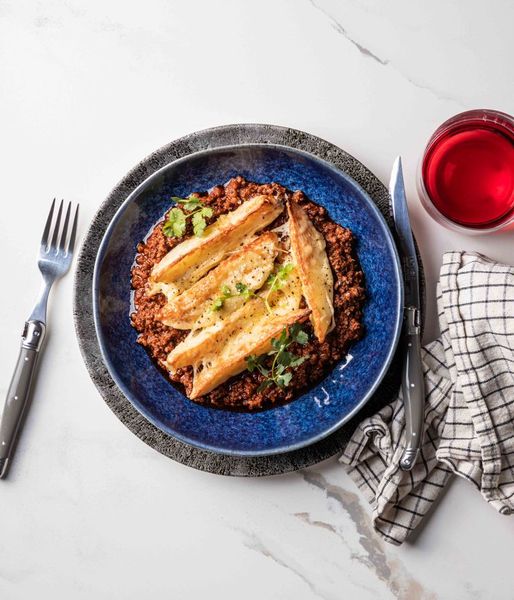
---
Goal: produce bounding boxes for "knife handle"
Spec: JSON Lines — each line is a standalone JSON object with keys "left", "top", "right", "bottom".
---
{"left": 399, "top": 307, "right": 425, "bottom": 471}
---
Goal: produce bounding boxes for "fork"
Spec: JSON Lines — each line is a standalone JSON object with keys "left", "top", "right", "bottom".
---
{"left": 0, "top": 200, "right": 79, "bottom": 478}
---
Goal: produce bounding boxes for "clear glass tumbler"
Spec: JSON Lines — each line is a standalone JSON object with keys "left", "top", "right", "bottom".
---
{"left": 417, "top": 109, "right": 514, "bottom": 234}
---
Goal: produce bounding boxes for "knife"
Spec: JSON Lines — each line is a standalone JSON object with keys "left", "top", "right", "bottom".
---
{"left": 389, "top": 156, "right": 425, "bottom": 471}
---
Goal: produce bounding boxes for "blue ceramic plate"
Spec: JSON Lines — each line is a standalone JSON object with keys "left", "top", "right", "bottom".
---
{"left": 93, "top": 144, "right": 403, "bottom": 456}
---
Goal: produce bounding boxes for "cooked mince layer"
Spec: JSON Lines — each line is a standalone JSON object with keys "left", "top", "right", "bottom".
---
{"left": 131, "top": 177, "right": 365, "bottom": 411}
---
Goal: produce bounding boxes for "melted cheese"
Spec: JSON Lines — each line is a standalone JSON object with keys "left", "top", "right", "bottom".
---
{"left": 158, "top": 232, "right": 279, "bottom": 329}
{"left": 287, "top": 202, "right": 334, "bottom": 342}
{"left": 190, "top": 308, "right": 310, "bottom": 398}
{"left": 166, "top": 274, "right": 308, "bottom": 398}
{"left": 149, "top": 194, "right": 283, "bottom": 296}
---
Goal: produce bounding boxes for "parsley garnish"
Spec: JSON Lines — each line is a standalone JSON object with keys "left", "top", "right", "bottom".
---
{"left": 173, "top": 196, "right": 203, "bottom": 211}
{"left": 211, "top": 285, "right": 233, "bottom": 311}
{"left": 246, "top": 323, "right": 309, "bottom": 392}
{"left": 211, "top": 297, "right": 225, "bottom": 311}
{"left": 235, "top": 282, "right": 255, "bottom": 302}
{"left": 264, "top": 263, "right": 295, "bottom": 313}
{"left": 211, "top": 282, "right": 257, "bottom": 312}
{"left": 162, "top": 195, "right": 213, "bottom": 238}
{"left": 162, "top": 208, "right": 186, "bottom": 238}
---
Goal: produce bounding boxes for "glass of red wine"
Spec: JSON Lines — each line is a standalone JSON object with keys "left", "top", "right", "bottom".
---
{"left": 418, "top": 109, "right": 514, "bottom": 233}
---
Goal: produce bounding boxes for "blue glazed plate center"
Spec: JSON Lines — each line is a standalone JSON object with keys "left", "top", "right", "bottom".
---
{"left": 93, "top": 144, "right": 403, "bottom": 456}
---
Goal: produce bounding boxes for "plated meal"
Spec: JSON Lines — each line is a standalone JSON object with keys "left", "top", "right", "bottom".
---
{"left": 91, "top": 138, "right": 403, "bottom": 457}
{"left": 131, "top": 176, "right": 365, "bottom": 411}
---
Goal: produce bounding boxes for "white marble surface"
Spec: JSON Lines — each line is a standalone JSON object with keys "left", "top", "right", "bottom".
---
{"left": 1, "top": 1, "right": 513, "bottom": 598}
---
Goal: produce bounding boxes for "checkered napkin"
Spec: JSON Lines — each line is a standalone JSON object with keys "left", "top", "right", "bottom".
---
{"left": 340, "top": 251, "right": 514, "bottom": 545}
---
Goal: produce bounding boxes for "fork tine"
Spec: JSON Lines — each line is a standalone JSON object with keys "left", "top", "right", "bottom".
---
{"left": 50, "top": 200, "right": 64, "bottom": 250}
{"left": 67, "top": 204, "right": 79, "bottom": 255}
{"left": 58, "top": 202, "right": 72, "bottom": 252}
{"left": 40, "top": 199, "right": 56, "bottom": 248}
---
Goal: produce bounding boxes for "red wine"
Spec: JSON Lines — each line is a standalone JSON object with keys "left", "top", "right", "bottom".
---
{"left": 422, "top": 115, "right": 514, "bottom": 228}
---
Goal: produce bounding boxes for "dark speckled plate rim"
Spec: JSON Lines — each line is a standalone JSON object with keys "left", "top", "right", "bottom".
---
{"left": 73, "top": 123, "right": 425, "bottom": 476}
{"left": 91, "top": 143, "right": 404, "bottom": 457}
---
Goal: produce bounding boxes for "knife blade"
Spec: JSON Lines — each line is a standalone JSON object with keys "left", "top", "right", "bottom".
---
{"left": 389, "top": 156, "right": 425, "bottom": 471}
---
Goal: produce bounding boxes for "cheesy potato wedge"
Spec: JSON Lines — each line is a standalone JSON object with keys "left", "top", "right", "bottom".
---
{"left": 287, "top": 202, "right": 334, "bottom": 342}
{"left": 190, "top": 308, "right": 310, "bottom": 399}
{"left": 166, "top": 269, "right": 308, "bottom": 397}
{"left": 158, "top": 232, "right": 279, "bottom": 329}
{"left": 166, "top": 296, "right": 268, "bottom": 370}
{"left": 265, "top": 262, "right": 303, "bottom": 317}
{"left": 149, "top": 194, "right": 283, "bottom": 295}
{"left": 166, "top": 271, "right": 304, "bottom": 370}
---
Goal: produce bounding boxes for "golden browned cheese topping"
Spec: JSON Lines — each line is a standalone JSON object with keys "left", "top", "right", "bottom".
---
{"left": 288, "top": 202, "right": 334, "bottom": 343}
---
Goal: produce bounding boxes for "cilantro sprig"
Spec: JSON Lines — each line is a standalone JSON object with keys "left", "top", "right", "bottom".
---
{"left": 264, "top": 263, "right": 295, "bottom": 313}
{"left": 162, "top": 195, "right": 213, "bottom": 238}
{"left": 211, "top": 285, "right": 233, "bottom": 311}
{"left": 211, "top": 263, "right": 296, "bottom": 315}
{"left": 235, "top": 282, "right": 255, "bottom": 302}
{"left": 246, "top": 323, "right": 309, "bottom": 392}
{"left": 211, "top": 282, "right": 256, "bottom": 312}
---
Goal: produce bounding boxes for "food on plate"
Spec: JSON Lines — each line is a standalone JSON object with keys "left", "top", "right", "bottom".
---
{"left": 158, "top": 232, "right": 279, "bottom": 330}
{"left": 131, "top": 177, "right": 365, "bottom": 411}
{"left": 172, "top": 306, "right": 310, "bottom": 399}
{"left": 288, "top": 202, "right": 334, "bottom": 343}
{"left": 149, "top": 194, "right": 283, "bottom": 296}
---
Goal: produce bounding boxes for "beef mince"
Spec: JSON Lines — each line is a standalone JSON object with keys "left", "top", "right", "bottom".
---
{"left": 130, "top": 177, "right": 365, "bottom": 411}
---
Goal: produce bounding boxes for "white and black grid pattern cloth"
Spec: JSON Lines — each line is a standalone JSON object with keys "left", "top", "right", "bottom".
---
{"left": 340, "top": 252, "right": 514, "bottom": 545}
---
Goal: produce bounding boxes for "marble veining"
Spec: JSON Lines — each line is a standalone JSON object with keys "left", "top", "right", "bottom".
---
{"left": 309, "top": 0, "right": 466, "bottom": 107}
{"left": 241, "top": 529, "right": 328, "bottom": 600}
{"left": 309, "top": 0, "right": 389, "bottom": 66}
{"left": 301, "top": 470, "right": 436, "bottom": 599}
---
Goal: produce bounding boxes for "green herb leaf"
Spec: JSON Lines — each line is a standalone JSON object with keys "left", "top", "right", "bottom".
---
{"left": 191, "top": 211, "right": 207, "bottom": 237}
{"left": 265, "top": 263, "right": 295, "bottom": 313}
{"left": 210, "top": 284, "right": 234, "bottom": 312}
{"left": 163, "top": 207, "right": 187, "bottom": 237}
{"left": 245, "top": 323, "right": 309, "bottom": 392}
{"left": 278, "top": 327, "right": 289, "bottom": 345}
{"left": 289, "top": 356, "right": 307, "bottom": 368}
{"left": 173, "top": 195, "right": 203, "bottom": 212}
{"left": 247, "top": 354, "right": 269, "bottom": 376}
{"left": 276, "top": 372, "right": 293, "bottom": 388}
{"left": 234, "top": 282, "right": 255, "bottom": 302}
{"left": 273, "top": 263, "right": 294, "bottom": 289}
{"left": 164, "top": 195, "right": 213, "bottom": 238}
{"left": 270, "top": 337, "right": 281, "bottom": 351}
{"left": 290, "top": 322, "right": 309, "bottom": 345}
{"left": 211, "top": 297, "right": 224, "bottom": 312}
{"left": 256, "top": 365, "right": 270, "bottom": 377}
{"left": 246, "top": 354, "right": 259, "bottom": 372}
{"left": 277, "top": 351, "right": 295, "bottom": 367}
{"left": 257, "top": 380, "right": 273, "bottom": 393}
{"left": 191, "top": 205, "right": 213, "bottom": 237}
